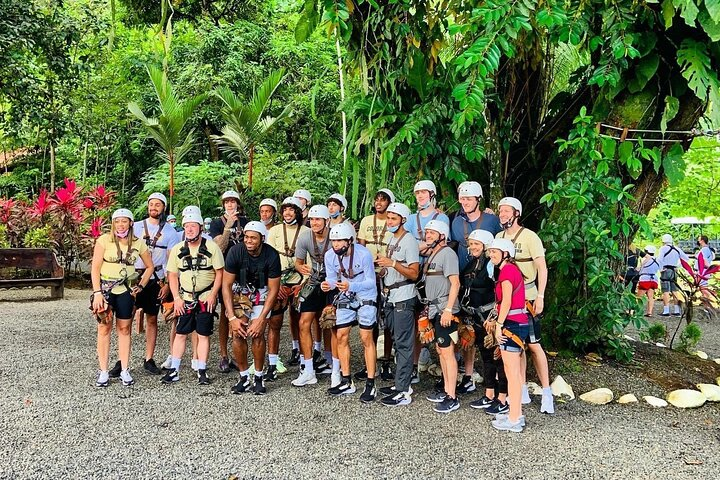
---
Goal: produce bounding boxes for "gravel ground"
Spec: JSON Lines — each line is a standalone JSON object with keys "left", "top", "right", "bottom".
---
{"left": 1, "top": 288, "right": 719, "bottom": 479}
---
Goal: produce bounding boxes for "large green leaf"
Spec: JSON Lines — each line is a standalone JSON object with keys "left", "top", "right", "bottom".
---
{"left": 698, "top": 9, "right": 720, "bottom": 40}
{"left": 706, "top": 0, "right": 720, "bottom": 21}
{"left": 660, "top": 95, "right": 680, "bottom": 133}
{"left": 674, "top": 0, "right": 700, "bottom": 25}
{"left": 662, "top": 143, "right": 686, "bottom": 185}
{"left": 628, "top": 54, "right": 659, "bottom": 93}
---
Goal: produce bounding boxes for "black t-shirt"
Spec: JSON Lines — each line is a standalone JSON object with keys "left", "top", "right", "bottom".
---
{"left": 209, "top": 215, "right": 249, "bottom": 254}
{"left": 225, "top": 243, "right": 281, "bottom": 289}
{"left": 460, "top": 255, "right": 495, "bottom": 307}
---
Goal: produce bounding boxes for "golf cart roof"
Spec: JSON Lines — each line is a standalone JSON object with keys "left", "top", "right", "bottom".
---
{"left": 670, "top": 216, "right": 716, "bottom": 225}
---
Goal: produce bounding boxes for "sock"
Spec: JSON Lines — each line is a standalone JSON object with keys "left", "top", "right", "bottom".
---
{"left": 197, "top": 361, "right": 206, "bottom": 370}
{"left": 292, "top": 340, "right": 299, "bottom": 350}
{"left": 299, "top": 354, "right": 305, "bottom": 364}
{"left": 542, "top": 387, "right": 552, "bottom": 396}
{"left": 171, "top": 357, "right": 181, "bottom": 370}
{"left": 255, "top": 370, "right": 263, "bottom": 378}
{"left": 304, "top": 359, "right": 314, "bottom": 373}
{"left": 461, "top": 374, "right": 471, "bottom": 383}
{"left": 366, "top": 377, "right": 375, "bottom": 386}
{"left": 674, "top": 305, "right": 681, "bottom": 313}
{"left": 332, "top": 357, "right": 340, "bottom": 372}
{"left": 324, "top": 350, "right": 332, "bottom": 364}
{"left": 240, "top": 369, "right": 250, "bottom": 378}
{"left": 313, "top": 341, "right": 322, "bottom": 352}
{"left": 269, "top": 354, "right": 278, "bottom": 366}
{"left": 662, "top": 306, "right": 670, "bottom": 314}
{"left": 342, "top": 375, "right": 351, "bottom": 383}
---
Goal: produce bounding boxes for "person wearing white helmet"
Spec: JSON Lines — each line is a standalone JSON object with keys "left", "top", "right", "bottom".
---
{"left": 486, "top": 238, "right": 529, "bottom": 432}
{"left": 404, "top": 180, "right": 451, "bottom": 256}
{"left": 420, "top": 220, "right": 461, "bottom": 413}
{"left": 115, "top": 192, "right": 181, "bottom": 378}
{"left": 91, "top": 208, "right": 154, "bottom": 388}
{"left": 637, "top": 245, "right": 660, "bottom": 316}
{"left": 293, "top": 189, "right": 313, "bottom": 223}
{"left": 222, "top": 221, "right": 282, "bottom": 395}
{"left": 291, "top": 205, "right": 334, "bottom": 387}
{"left": 320, "top": 222, "right": 379, "bottom": 402}
{"left": 327, "top": 193, "right": 349, "bottom": 227}
{"left": 259, "top": 198, "right": 278, "bottom": 230}
{"left": 162, "top": 211, "right": 224, "bottom": 386}
{"left": 372, "top": 203, "right": 420, "bottom": 406}
{"left": 658, "top": 233, "right": 689, "bottom": 316}
{"left": 458, "top": 230, "right": 508, "bottom": 413}
{"left": 451, "top": 181, "right": 501, "bottom": 271}
{"left": 267, "top": 196, "right": 310, "bottom": 372}
{"left": 209, "top": 190, "right": 249, "bottom": 374}
{"left": 496, "top": 196, "right": 553, "bottom": 413}
{"left": 167, "top": 214, "right": 179, "bottom": 231}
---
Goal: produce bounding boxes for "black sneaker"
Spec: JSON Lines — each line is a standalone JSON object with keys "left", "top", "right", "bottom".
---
{"left": 411, "top": 367, "right": 420, "bottom": 384}
{"left": 161, "top": 368, "right": 179, "bottom": 384}
{"left": 197, "top": 369, "right": 210, "bottom": 385}
{"left": 354, "top": 367, "right": 368, "bottom": 380}
{"left": 381, "top": 389, "right": 413, "bottom": 407}
{"left": 380, "top": 363, "right": 394, "bottom": 381}
{"left": 470, "top": 395, "right": 494, "bottom": 409}
{"left": 328, "top": 378, "right": 356, "bottom": 396}
{"left": 485, "top": 399, "right": 509, "bottom": 415}
{"left": 108, "top": 360, "right": 122, "bottom": 378}
{"left": 316, "top": 363, "right": 332, "bottom": 375}
{"left": 456, "top": 375, "right": 476, "bottom": 394}
{"left": 253, "top": 375, "right": 267, "bottom": 395}
{"left": 143, "top": 358, "right": 162, "bottom": 375}
{"left": 231, "top": 375, "right": 251, "bottom": 394}
{"left": 433, "top": 395, "right": 460, "bottom": 413}
{"left": 265, "top": 365, "right": 278, "bottom": 382}
{"left": 379, "top": 385, "right": 398, "bottom": 396}
{"left": 289, "top": 348, "right": 301, "bottom": 366}
{"left": 360, "top": 382, "right": 376, "bottom": 403}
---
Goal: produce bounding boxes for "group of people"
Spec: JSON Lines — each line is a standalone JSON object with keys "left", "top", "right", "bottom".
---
{"left": 628, "top": 234, "right": 715, "bottom": 316}
{"left": 90, "top": 181, "right": 555, "bottom": 432}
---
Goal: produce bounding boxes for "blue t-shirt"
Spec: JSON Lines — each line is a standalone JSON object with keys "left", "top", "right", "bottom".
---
{"left": 404, "top": 210, "right": 451, "bottom": 242}
{"left": 451, "top": 211, "right": 502, "bottom": 270}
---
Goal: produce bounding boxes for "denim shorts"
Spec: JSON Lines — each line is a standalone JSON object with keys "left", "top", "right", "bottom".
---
{"left": 499, "top": 320, "right": 530, "bottom": 353}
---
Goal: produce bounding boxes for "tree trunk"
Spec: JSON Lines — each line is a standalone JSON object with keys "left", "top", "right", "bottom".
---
{"left": 335, "top": 33, "right": 348, "bottom": 197}
{"left": 248, "top": 145, "right": 254, "bottom": 191}
{"left": 169, "top": 150, "right": 175, "bottom": 214}
{"left": 49, "top": 137, "right": 56, "bottom": 192}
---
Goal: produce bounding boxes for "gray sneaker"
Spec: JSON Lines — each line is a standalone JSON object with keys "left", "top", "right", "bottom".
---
{"left": 492, "top": 416, "right": 523, "bottom": 432}
{"left": 426, "top": 390, "right": 447, "bottom": 403}
{"left": 495, "top": 413, "right": 526, "bottom": 427}
{"left": 119, "top": 369, "right": 134, "bottom": 387}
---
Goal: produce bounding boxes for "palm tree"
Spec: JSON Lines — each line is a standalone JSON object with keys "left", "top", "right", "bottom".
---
{"left": 212, "top": 69, "right": 291, "bottom": 190}
{"left": 128, "top": 65, "right": 206, "bottom": 212}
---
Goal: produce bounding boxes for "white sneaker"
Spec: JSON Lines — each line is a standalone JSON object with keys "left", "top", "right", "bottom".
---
{"left": 191, "top": 359, "right": 199, "bottom": 372}
{"left": 330, "top": 370, "right": 342, "bottom": 388}
{"left": 541, "top": 392, "right": 555, "bottom": 414}
{"left": 521, "top": 384, "right": 532, "bottom": 404}
{"left": 120, "top": 369, "right": 134, "bottom": 386}
{"left": 95, "top": 370, "right": 109, "bottom": 387}
{"left": 292, "top": 368, "right": 318, "bottom": 387}
{"left": 160, "top": 355, "right": 172, "bottom": 370}
{"left": 276, "top": 358, "right": 287, "bottom": 374}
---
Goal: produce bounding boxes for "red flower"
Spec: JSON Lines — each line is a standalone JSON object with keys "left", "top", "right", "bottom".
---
{"left": 89, "top": 217, "right": 105, "bottom": 238}
{"left": 29, "top": 189, "right": 52, "bottom": 217}
{"left": 83, "top": 198, "right": 95, "bottom": 209}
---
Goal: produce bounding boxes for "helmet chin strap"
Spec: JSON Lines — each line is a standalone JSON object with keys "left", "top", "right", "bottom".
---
{"left": 419, "top": 195, "right": 436, "bottom": 211}
{"left": 501, "top": 215, "right": 518, "bottom": 229}
{"left": 284, "top": 218, "right": 297, "bottom": 225}
{"left": 186, "top": 233, "right": 201, "bottom": 243}
{"left": 261, "top": 218, "right": 273, "bottom": 225}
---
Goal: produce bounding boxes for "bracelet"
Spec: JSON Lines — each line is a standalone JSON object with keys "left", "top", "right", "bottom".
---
{"left": 443, "top": 307, "right": 452, "bottom": 313}
{"left": 93, "top": 290, "right": 102, "bottom": 295}
{"left": 392, "top": 260, "right": 397, "bottom": 268}
{"left": 137, "top": 284, "right": 145, "bottom": 291}
{"left": 229, "top": 316, "right": 238, "bottom": 322}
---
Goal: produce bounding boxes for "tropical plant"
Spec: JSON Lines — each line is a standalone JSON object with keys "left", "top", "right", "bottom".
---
{"left": 678, "top": 323, "right": 703, "bottom": 354}
{"left": 128, "top": 65, "right": 207, "bottom": 212}
{"left": 211, "top": 68, "right": 291, "bottom": 190}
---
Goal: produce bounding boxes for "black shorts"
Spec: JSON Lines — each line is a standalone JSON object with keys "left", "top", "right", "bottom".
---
{"left": 107, "top": 290, "right": 135, "bottom": 319}
{"left": 177, "top": 302, "right": 214, "bottom": 336}
{"left": 134, "top": 278, "right": 162, "bottom": 315}
{"left": 432, "top": 314, "right": 458, "bottom": 349}
{"left": 298, "top": 284, "right": 329, "bottom": 313}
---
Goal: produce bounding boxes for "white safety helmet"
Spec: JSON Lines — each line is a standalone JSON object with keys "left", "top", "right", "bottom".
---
{"left": 293, "top": 189, "right": 312, "bottom": 205}
{"left": 182, "top": 212, "right": 204, "bottom": 226}
{"left": 329, "top": 222, "right": 356, "bottom": 241}
{"left": 327, "top": 193, "right": 348, "bottom": 211}
{"left": 221, "top": 190, "right": 241, "bottom": 201}
{"left": 661, "top": 234, "right": 673, "bottom": 244}
{"left": 112, "top": 208, "right": 134, "bottom": 222}
{"left": 166, "top": 214, "right": 176, "bottom": 222}
{"left": 147, "top": 192, "right": 167, "bottom": 206}
{"left": 259, "top": 198, "right": 278, "bottom": 211}
{"left": 281, "top": 196, "right": 304, "bottom": 210}
{"left": 488, "top": 238, "right": 516, "bottom": 257}
{"left": 244, "top": 220, "right": 268, "bottom": 239}
{"left": 182, "top": 205, "right": 202, "bottom": 218}
{"left": 645, "top": 245, "right": 657, "bottom": 255}
{"left": 425, "top": 219, "right": 450, "bottom": 239}
{"left": 498, "top": 197, "right": 523, "bottom": 215}
{"left": 204, "top": 217, "right": 212, "bottom": 224}
{"left": 458, "top": 181, "right": 483, "bottom": 198}
{"left": 468, "top": 229, "right": 495, "bottom": 246}
{"left": 377, "top": 188, "right": 396, "bottom": 203}
{"left": 413, "top": 180, "right": 437, "bottom": 195}
{"left": 386, "top": 202, "right": 412, "bottom": 222}
{"left": 309, "top": 205, "right": 331, "bottom": 220}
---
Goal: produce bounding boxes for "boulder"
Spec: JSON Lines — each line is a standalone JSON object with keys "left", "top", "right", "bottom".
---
{"left": 617, "top": 393, "right": 638, "bottom": 404}
{"left": 714, "top": 358, "right": 720, "bottom": 365}
{"left": 696, "top": 384, "right": 720, "bottom": 402}
{"left": 551, "top": 375, "right": 575, "bottom": 400}
{"left": 580, "top": 388, "right": 614, "bottom": 405}
{"left": 527, "top": 381, "right": 543, "bottom": 395}
{"left": 667, "top": 389, "right": 706, "bottom": 408}
{"left": 643, "top": 396, "right": 668, "bottom": 408}
{"left": 694, "top": 350, "right": 709, "bottom": 360}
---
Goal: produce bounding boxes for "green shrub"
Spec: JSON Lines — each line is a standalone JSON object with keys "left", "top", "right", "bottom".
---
{"left": 0, "top": 224, "right": 9, "bottom": 248}
{"left": 678, "top": 323, "right": 702, "bottom": 354}
{"left": 23, "top": 226, "right": 54, "bottom": 248}
{"left": 641, "top": 322, "right": 667, "bottom": 344}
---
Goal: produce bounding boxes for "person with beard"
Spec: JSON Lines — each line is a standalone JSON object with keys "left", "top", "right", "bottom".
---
{"left": 161, "top": 210, "right": 224, "bottom": 386}
{"left": 267, "top": 197, "right": 310, "bottom": 378}
{"left": 222, "top": 222, "right": 281, "bottom": 395}
{"left": 460, "top": 230, "right": 509, "bottom": 414}
{"left": 91, "top": 209, "right": 154, "bottom": 387}
{"left": 321, "top": 223, "right": 378, "bottom": 402}
{"left": 495, "top": 197, "right": 554, "bottom": 414}
{"left": 291, "top": 205, "right": 334, "bottom": 386}
{"left": 450, "top": 181, "right": 502, "bottom": 271}
{"left": 210, "top": 190, "right": 249, "bottom": 374}
{"left": 259, "top": 198, "right": 278, "bottom": 230}
{"left": 356, "top": 188, "right": 396, "bottom": 382}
